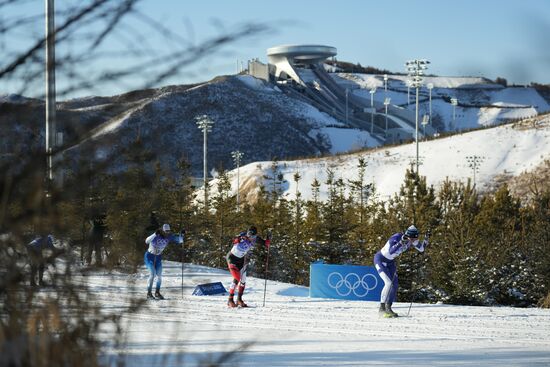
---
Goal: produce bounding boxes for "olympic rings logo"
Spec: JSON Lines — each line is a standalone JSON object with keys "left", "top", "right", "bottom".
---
{"left": 327, "top": 272, "right": 378, "bottom": 297}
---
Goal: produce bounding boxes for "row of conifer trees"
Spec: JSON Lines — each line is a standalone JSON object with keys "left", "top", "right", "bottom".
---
{"left": 64, "top": 149, "right": 549, "bottom": 307}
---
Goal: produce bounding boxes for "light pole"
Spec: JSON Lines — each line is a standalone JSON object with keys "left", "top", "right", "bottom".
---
{"left": 383, "top": 74, "right": 388, "bottom": 92}
{"left": 196, "top": 115, "right": 214, "bottom": 210}
{"left": 450, "top": 97, "right": 458, "bottom": 131}
{"left": 369, "top": 88, "right": 376, "bottom": 134}
{"left": 384, "top": 97, "right": 391, "bottom": 137}
{"left": 45, "top": 0, "right": 56, "bottom": 196}
{"left": 405, "top": 59, "right": 430, "bottom": 175}
{"left": 421, "top": 114, "right": 429, "bottom": 138}
{"left": 427, "top": 82, "right": 434, "bottom": 125}
{"left": 406, "top": 79, "right": 413, "bottom": 106}
{"left": 466, "top": 155, "right": 485, "bottom": 187}
{"left": 345, "top": 88, "right": 349, "bottom": 124}
{"left": 231, "top": 150, "right": 244, "bottom": 211}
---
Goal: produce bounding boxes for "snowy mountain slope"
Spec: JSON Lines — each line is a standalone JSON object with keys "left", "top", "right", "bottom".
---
{"left": 208, "top": 114, "right": 550, "bottom": 203}
{"left": 62, "top": 75, "right": 369, "bottom": 175}
{"left": 83, "top": 261, "right": 550, "bottom": 366}
{"left": 336, "top": 73, "right": 549, "bottom": 132}
{"left": 3, "top": 73, "right": 549, "bottom": 180}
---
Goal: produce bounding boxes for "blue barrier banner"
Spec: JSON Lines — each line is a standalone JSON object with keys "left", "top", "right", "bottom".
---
{"left": 310, "top": 263, "right": 383, "bottom": 301}
{"left": 192, "top": 282, "right": 227, "bottom": 296}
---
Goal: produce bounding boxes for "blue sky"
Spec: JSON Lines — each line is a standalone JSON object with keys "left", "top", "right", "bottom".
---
{"left": 141, "top": 0, "right": 550, "bottom": 82}
{"left": 1, "top": 0, "right": 549, "bottom": 97}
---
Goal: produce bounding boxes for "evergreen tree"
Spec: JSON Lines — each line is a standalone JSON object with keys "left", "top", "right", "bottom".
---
{"left": 104, "top": 139, "right": 156, "bottom": 267}
{"left": 303, "top": 178, "right": 324, "bottom": 266}
{"left": 248, "top": 162, "right": 284, "bottom": 280}
{"left": 431, "top": 179, "right": 482, "bottom": 304}
{"left": 319, "top": 169, "right": 351, "bottom": 264}
{"left": 346, "top": 157, "right": 376, "bottom": 262}
{"left": 387, "top": 166, "right": 438, "bottom": 301}
{"left": 289, "top": 172, "right": 309, "bottom": 285}
{"left": 474, "top": 185, "right": 525, "bottom": 305}
{"left": 524, "top": 190, "right": 550, "bottom": 305}
{"left": 210, "top": 169, "right": 238, "bottom": 268}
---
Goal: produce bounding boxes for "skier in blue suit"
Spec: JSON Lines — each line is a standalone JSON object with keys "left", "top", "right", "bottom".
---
{"left": 144, "top": 223, "right": 184, "bottom": 300}
{"left": 26, "top": 234, "right": 57, "bottom": 286}
{"left": 373, "top": 225, "right": 429, "bottom": 318}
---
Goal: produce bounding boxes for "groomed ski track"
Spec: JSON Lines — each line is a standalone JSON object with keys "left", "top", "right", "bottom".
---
{"left": 84, "top": 261, "right": 550, "bottom": 366}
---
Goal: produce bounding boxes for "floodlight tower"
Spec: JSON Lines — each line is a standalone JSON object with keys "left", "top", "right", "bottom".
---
{"left": 450, "top": 97, "right": 458, "bottom": 131}
{"left": 369, "top": 88, "right": 376, "bottom": 134}
{"left": 45, "top": 0, "right": 56, "bottom": 197}
{"left": 406, "top": 79, "right": 413, "bottom": 106}
{"left": 231, "top": 150, "right": 244, "bottom": 211}
{"left": 427, "top": 82, "right": 434, "bottom": 125}
{"left": 345, "top": 88, "right": 349, "bottom": 124}
{"left": 196, "top": 115, "right": 214, "bottom": 210}
{"left": 384, "top": 97, "right": 391, "bottom": 137}
{"left": 421, "top": 114, "right": 429, "bottom": 138}
{"left": 405, "top": 59, "right": 430, "bottom": 175}
{"left": 466, "top": 155, "right": 485, "bottom": 187}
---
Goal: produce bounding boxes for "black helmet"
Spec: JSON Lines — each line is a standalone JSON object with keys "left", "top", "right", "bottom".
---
{"left": 404, "top": 225, "right": 419, "bottom": 239}
{"left": 247, "top": 226, "right": 258, "bottom": 237}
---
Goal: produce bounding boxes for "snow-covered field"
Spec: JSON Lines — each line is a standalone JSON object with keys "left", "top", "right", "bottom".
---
{"left": 90, "top": 262, "right": 550, "bottom": 366}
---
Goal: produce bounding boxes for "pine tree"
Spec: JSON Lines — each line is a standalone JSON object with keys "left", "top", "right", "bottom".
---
{"left": 524, "top": 190, "right": 550, "bottom": 305}
{"left": 387, "top": 166, "right": 439, "bottom": 301}
{"left": 210, "top": 169, "right": 238, "bottom": 268}
{"left": 104, "top": 139, "right": 156, "bottom": 267}
{"left": 474, "top": 185, "right": 525, "bottom": 305}
{"left": 319, "top": 169, "right": 352, "bottom": 264}
{"left": 304, "top": 178, "right": 324, "bottom": 266}
{"left": 249, "top": 161, "right": 285, "bottom": 280}
{"left": 289, "top": 172, "right": 309, "bottom": 285}
{"left": 346, "top": 156, "right": 375, "bottom": 262}
{"left": 431, "top": 178, "right": 481, "bottom": 304}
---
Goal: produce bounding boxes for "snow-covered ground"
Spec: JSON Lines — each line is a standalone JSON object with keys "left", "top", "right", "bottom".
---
{"left": 337, "top": 73, "right": 549, "bottom": 133}
{"left": 208, "top": 114, "right": 550, "bottom": 203}
{"left": 90, "top": 262, "right": 550, "bottom": 366}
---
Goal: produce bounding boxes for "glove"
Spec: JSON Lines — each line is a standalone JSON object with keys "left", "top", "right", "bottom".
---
{"left": 265, "top": 239, "right": 271, "bottom": 248}
{"left": 425, "top": 230, "right": 431, "bottom": 238}
{"left": 180, "top": 229, "right": 186, "bottom": 237}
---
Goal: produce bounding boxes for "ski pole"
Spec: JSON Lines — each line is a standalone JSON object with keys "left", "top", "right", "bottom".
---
{"left": 407, "top": 284, "right": 417, "bottom": 316}
{"left": 263, "top": 247, "right": 270, "bottom": 307}
{"left": 180, "top": 230, "right": 185, "bottom": 300}
{"left": 263, "top": 230, "right": 272, "bottom": 307}
{"left": 386, "top": 259, "right": 399, "bottom": 306}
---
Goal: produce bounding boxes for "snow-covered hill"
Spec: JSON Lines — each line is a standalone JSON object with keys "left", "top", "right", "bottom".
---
{"left": 86, "top": 261, "right": 550, "bottom": 366}
{"left": 340, "top": 74, "right": 549, "bottom": 132}
{"left": 2, "top": 73, "right": 549, "bottom": 180}
{"left": 208, "top": 114, "right": 550, "bottom": 203}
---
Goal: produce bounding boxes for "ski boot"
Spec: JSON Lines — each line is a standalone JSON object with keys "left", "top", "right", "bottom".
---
{"left": 227, "top": 296, "right": 237, "bottom": 308}
{"left": 384, "top": 303, "right": 398, "bottom": 318}
{"left": 378, "top": 303, "right": 387, "bottom": 316}
{"left": 154, "top": 290, "right": 165, "bottom": 300}
{"left": 237, "top": 299, "right": 248, "bottom": 308}
{"left": 147, "top": 291, "right": 155, "bottom": 300}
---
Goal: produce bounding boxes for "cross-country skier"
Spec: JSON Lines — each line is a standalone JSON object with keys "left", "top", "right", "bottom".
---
{"left": 26, "top": 234, "right": 60, "bottom": 287}
{"left": 373, "top": 225, "right": 430, "bottom": 318}
{"left": 226, "top": 226, "right": 270, "bottom": 308}
{"left": 144, "top": 223, "right": 184, "bottom": 300}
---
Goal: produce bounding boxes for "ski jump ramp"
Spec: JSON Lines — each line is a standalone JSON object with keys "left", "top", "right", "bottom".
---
{"left": 266, "top": 44, "right": 423, "bottom": 140}
{"left": 267, "top": 45, "right": 336, "bottom": 87}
